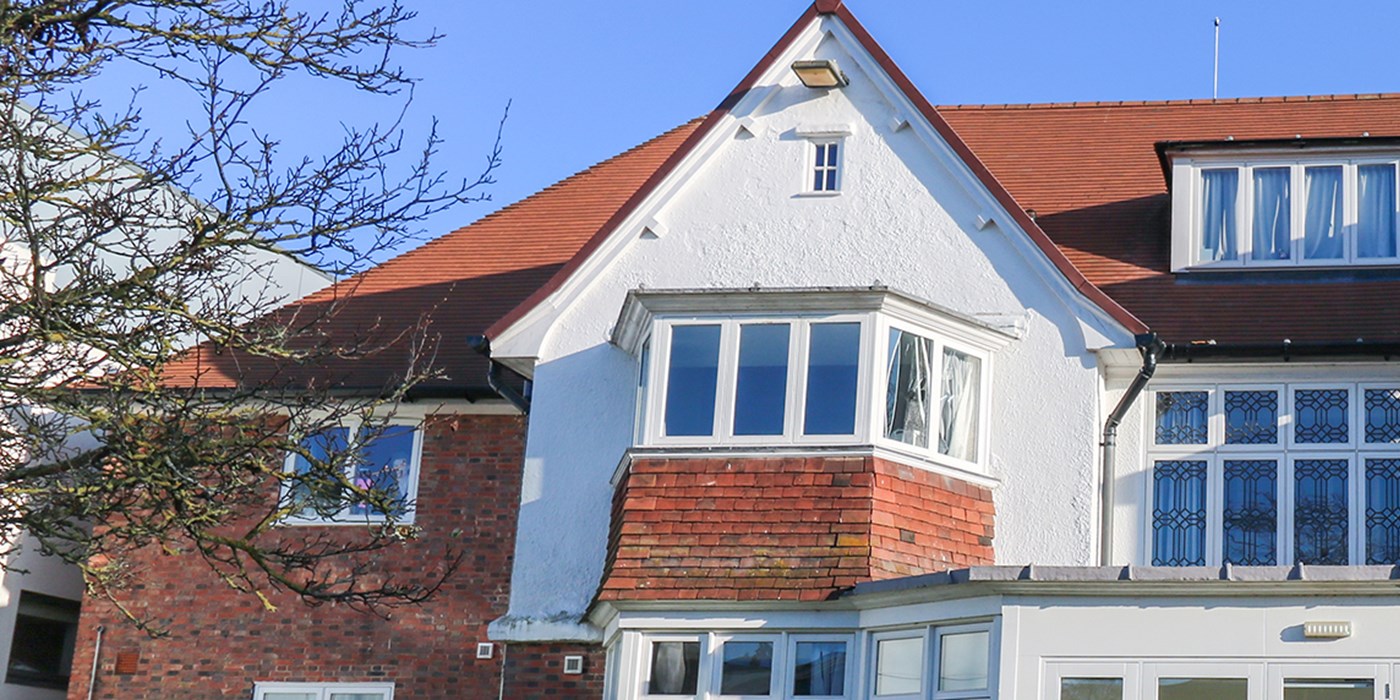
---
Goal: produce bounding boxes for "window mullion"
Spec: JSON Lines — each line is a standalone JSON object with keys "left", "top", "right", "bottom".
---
{"left": 715, "top": 321, "right": 741, "bottom": 441}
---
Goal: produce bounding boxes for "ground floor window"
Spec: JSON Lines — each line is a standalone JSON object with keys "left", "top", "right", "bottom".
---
{"left": 252, "top": 682, "right": 394, "bottom": 700}
{"left": 1046, "top": 660, "right": 1389, "bottom": 700}
{"left": 6, "top": 591, "right": 80, "bottom": 690}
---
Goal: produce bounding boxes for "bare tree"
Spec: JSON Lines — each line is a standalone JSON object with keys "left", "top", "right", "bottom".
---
{"left": 0, "top": 1, "right": 503, "bottom": 630}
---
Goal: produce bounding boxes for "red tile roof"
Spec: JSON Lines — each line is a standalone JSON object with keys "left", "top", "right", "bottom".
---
{"left": 941, "top": 94, "right": 1400, "bottom": 344}
{"left": 160, "top": 119, "right": 704, "bottom": 392}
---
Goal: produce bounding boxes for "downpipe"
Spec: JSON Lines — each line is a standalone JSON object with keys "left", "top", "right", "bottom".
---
{"left": 1099, "top": 333, "right": 1162, "bottom": 566}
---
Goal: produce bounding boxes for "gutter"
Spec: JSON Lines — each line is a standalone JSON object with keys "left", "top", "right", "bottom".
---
{"left": 466, "top": 335, "right": 532, "bottom": 414}
{"left": 1099, "top": 333, "right": 1163, "bottom": 565}
{"left": 1160, "top": 339, "right": 1400, "bottom": 362}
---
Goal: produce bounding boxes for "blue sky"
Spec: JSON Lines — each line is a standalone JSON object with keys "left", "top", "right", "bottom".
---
{"left": 84, "top": 1, "right": 1400, "bottom": 255}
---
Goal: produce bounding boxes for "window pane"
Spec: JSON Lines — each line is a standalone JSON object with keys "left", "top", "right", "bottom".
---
{"left": 648, "top": 641, "right": 700, "bottom": 695}
{"left": 1225, "top": 389, "right": 1278, "bottom": 444}
{"left": 264, "top": 695, "right": 318, "bottom": 700}
{"left": 1160, "top": 678, "right": 1248, "bottom": 700}
{"left": 330, "top": 695, "right": 387, "bottom": 700}
{"left": 1366, "top": 458, "right": 1400, "bottom": 564}
{"left": 1284, "top": 679, "right": 1374, "bottom": 700}
{"left": 815, "top": 143, "right": 827, "bottom": 167}
{"left": 1364, "top": 388, "right": 1400, "bottom": 444}
{"left": 734, "top": 324, "right": 790, "bottom": 436}
{"left": 1153, "top": 460, "right": 1208, "bottom": 566}
{"left": 803, "top": 323, "right": 860, "bottom": 435}
{"left": 291, "top": 426, "right": 351, "bottom": 518}
{"left": 1295, "top": 459, "right": 1349, "bottom": 565}
{"left": 1200, "top": 168, "right": 1239, "bottom": 261}
{"left": 792, "top": 642, "right": 846, "bottom": 696}
{"left": 1303, "top": 166, "right": 1344, "bottom": 259}
{"left": 664, "top": 325, "right": 722, "bottom": 437}
{"left": 1358, "top": 164, "right": 1397, "bottom": 258}
{"left": 939, "top": 348, "right": 981, "bottom": 461}
{"left": 1223, "top": 460, "right": 1278, "bottom": 565}
{"left": 875, "top": 637, "right": 923, "bottom": 696}
{"left": 885, "top": 329, "right": 932, "bottom": 448}
{"left": 938, "top": 630, "right": 989, "bottom": 692}
{"left": 350, "top": 425, "right": 416, "bottom": 517}
{"left": 7, "top": 593, "right": 79, "bottom": 690}
{"left": 1061, "top": 678, "right": 1123, "bottom": 700}
{"left": 1252, "top": 167, "right": 1291, "bottom": 260}
{"left": 825, "top": 169, "right": 837, "bottom": 192}
{"left": 720, "top": 641, "right": 773, "bottom": 695}
{"left": 1155, "top": 391, "right": 1208, "bottom": 445}
{"left": 1294, "top": 388, "right": 1349, "bottom": 443}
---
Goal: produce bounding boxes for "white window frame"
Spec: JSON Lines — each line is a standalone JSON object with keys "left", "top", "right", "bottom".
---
{"left": 1267, "top": 663, "right": 1388, "bottom": 700}
{"left": 1144, "top": 382, "right": 1400, "bottom": 566}
{"left": 1171, "top": 154, "right": 1400, "bottom": 271}
{"left": 784, "top": 634, "right": 854, "bottom": 700}
{"left": 252, "top": 682, "right": 395, "bottom": 700}
{"left": 712, "top": 633, "right": 784, "bottom": 700}
{"left": 807, "top": 139, "right": 843, "bottom": 194}
{"left": 643, "top": 313, "right": 873, "bottom": 448}
{"left": 281, "top": 415, "right": 425, "bottom": 526}
{"left": 869, "top": 628, "right": 928, "bottom": 700}
{"left": 875, "top": 318, "right": 993, "bottom": 471}
{"left": 932, "top": 622, "right": 995, "bottom": 700}
{"left": 1043, "top": 662, "right": 1138, "bottom": 700}
{"left": 1141, "top": 661, "right": 1263, "bottom": 700}
{"left": 639, "top": 634, "right": 709, "bottom": 699}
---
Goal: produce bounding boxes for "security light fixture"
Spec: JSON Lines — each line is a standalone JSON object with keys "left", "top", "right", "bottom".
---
{"left": 791, "top": 59, "right": 848, "bottom": 89}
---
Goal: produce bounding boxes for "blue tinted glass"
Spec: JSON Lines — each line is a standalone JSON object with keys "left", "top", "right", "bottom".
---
{"left": 291, "top": 426, "right": 350, "bottom": 517}
{"left": 825, "top": 169, "right": 838, "bottom": 191}
{"left": 814, "top": 169, "right": 825, "bottom": 191}
{"left": 721, "top": 641, "right": 774, "bottom": 695}
{"left": 792, "top": 641, "right": 846, "bottom": 696}
{"left": 1366, "top": 458, "right": 1400, "bottom": 564}
{"left": 664, "top": 325, "right": 722, "bottom": 436}
{"left": 1155, "top": 391, "right": 1208, "bottom": 444}
{"left": 1224, "top": 390, "right": 1278, "bottom": 444}
{"left": 350, "top": 425, "right": 417, "bottom": 517}
{"left": 1294, "top": 389, "right": 1349, "bottom": 443}
{"left": 1152, "top": 460, "right": 1207, "bottom": 566}
{"left": 1295, "top": 459, "right": 1349, "bottom": 564}
{"left": 1222, "top": 460, "right": 1277, "bottom": 565}
{"left": 1365, "top": 388, "right": 1400, "bottom": 444}
{"left": 734, "top": 324, "right": 790, "bottom": 436}
{"left": 815, "top": 144, "right": 827, "bottom": 167}
{"left": 803, "top": 322, "right": 861, "bottom": 435}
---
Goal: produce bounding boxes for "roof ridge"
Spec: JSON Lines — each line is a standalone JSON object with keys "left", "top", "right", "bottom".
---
{"left": 937, "top": 92, "right": 1400, "bottom": 111}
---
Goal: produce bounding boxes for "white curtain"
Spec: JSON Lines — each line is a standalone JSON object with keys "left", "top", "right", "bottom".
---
{"left": 1304, "top": 166, "right": 1344, "bottom": 259}
{"left": 939, "top": 349, "right": 981, "bottom": 462}
{"left": 1358, "top": 164, "right": 1397, "bottom": 258}
{"left": 885, "top": 330, "right": 930, "bottom": 447}
{"left": 1200, "top": 169, "right": 1238, "bottom": 261}
{"left": 1251, "top": 167, "right": 1290, "bottom": 260}
{"left": 652, "top": 643, "right": 688, "bottom": 694}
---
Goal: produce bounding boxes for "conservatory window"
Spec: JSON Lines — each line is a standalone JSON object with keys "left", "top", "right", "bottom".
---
{"left": 1147, "top": 383, "right": 1400, "bottom": 566}
{"left": 1173, "top": 155, "right": 1400, "bottom": 269}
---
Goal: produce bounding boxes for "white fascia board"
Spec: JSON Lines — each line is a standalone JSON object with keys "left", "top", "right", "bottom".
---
{"left": 822, "top": 18, "right": 1137, "bottom": 352}
{"left": 487, "top": 22, "right": 830, "bottom": 365}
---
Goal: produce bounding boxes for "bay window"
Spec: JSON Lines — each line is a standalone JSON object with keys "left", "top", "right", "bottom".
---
{"left": 622, "top": 290, "right": 1007, "bottom": 473}
{"left": 1172, "top": 153, "right": 1400, "bottom": 270}
{"left": 1147, "top": 383, "right": 1400, "bottom": 566}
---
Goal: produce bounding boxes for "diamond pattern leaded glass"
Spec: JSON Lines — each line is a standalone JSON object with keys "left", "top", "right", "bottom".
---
{"left": 1156, "top": 391, "right": 1208, "bottom": 445}
{"left": 1365, "top": 388, "right": 1400, "bottom": 444}
{"left": 1224, "top": 390, "right": 1278, "bottom": 444}
{"left": 1222, "top": 460, "right": 1277, "bottom": 565}
{"left": 1366, "top": 458, "right": 1400, "bottom": 565}
{"left": 1152, "top": 460, "right": 1208, "bottom": 566}
{"left": 1294, "top": 389, "right": 1349, "bottom": 444}
{"left": 1294, "top": 459, "right": 1349, "bottom": 565}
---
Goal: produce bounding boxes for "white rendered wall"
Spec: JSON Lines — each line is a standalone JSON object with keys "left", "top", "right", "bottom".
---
{"left": 496, "top": 25, "right": 1133, "bottom": 638}
{"left": 0, "top": 533, "right": 85, "bottom": 700}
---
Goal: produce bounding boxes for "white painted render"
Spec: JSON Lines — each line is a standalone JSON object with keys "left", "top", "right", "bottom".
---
{"left": 492, "top": 15, "right": 1137, "bottom": 641}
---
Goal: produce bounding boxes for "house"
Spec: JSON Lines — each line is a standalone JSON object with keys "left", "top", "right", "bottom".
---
{"left": 65, "top": 1, "right": 1400, "bottom": 698}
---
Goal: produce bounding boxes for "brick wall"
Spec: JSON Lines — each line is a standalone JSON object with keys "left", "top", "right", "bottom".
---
{"left": 66, "top": 413, "right": 538, "bottom": 700}
{"left": 501, "top": 643, "right": 607, "bottom": 699}
{"left": 598, "top": 456, "right": 994, "bottom": 602}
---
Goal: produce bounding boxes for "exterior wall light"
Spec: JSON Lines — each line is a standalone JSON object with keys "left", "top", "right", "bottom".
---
{"left": 791, "top": 59, "right": 848, "bottom": 88}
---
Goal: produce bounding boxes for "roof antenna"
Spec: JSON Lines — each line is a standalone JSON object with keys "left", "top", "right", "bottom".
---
{"left": 1212, "top": 17, "right": 1221, "bottom": 99}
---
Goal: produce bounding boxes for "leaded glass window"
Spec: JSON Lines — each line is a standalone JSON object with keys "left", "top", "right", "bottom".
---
{"left": 1366, "top": 458, "right": 1400, "bottom": 565}
{"left": 1294, "top": 458, "right": 1349, "bottom": 564}
{"left": 1222, "top": 459, "right": 1277, "bottom": 565}
{"left": 1294, "top": 388, "right": 1349, "bottom": 444}
{"left": 1364, "top": 388, "right": 1400, "bottom": 444}
{"left": 1156, "top": 391, "right": 1208, "bottom": 445}
{"left": 1224, "top": 390, "right": 1278, "bottom": 444}
{"left": 1152, "top": 460, "right": 1207, "bottom": 566}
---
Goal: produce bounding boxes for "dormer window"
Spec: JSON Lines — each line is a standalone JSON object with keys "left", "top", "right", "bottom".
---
{"left": 612, "top": 289, "right": 1013, "bottom": 474}
{"left": 1169, "top": 144, "right": 1400, "bottom": 270}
